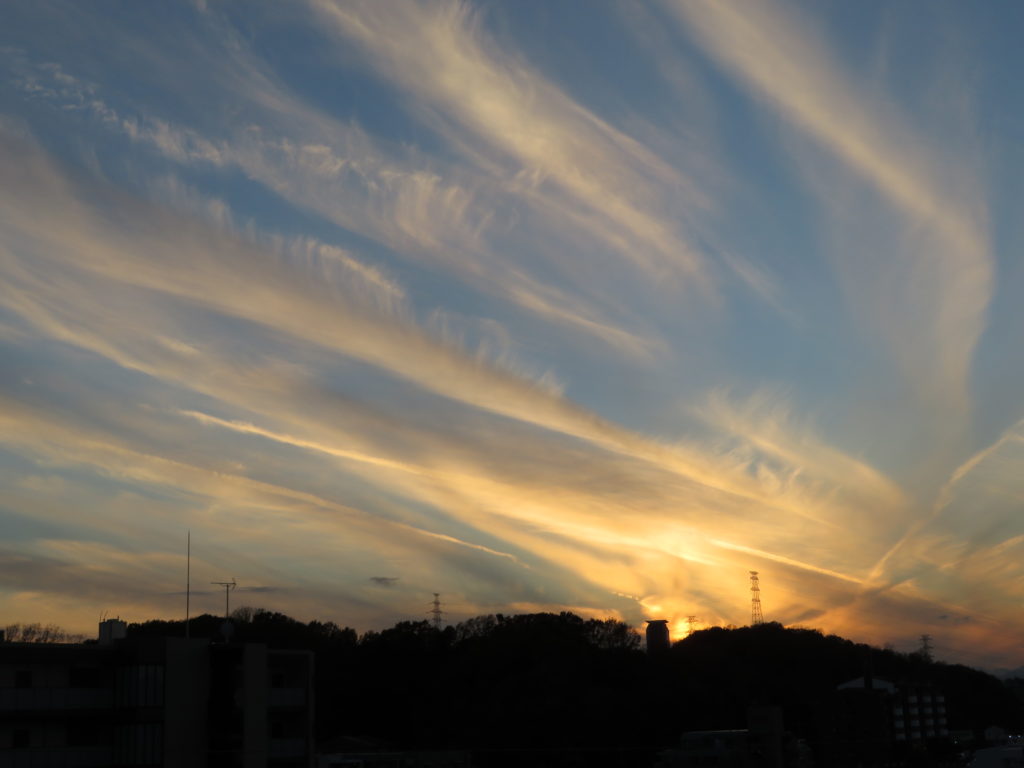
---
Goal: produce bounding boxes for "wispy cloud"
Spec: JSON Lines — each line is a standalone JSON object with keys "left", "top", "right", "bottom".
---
{"left": 310, "top": 0, "right": 711, "bottom": 286}
{"left": 0, "top": 132, "right": 938, "bottom": 640}
{"left": 865, "top": 417, "right": 1024, "bottom": 602}
{"left": 665, "top": 0, "right": 992, "bottom": 436}
{"left": 3, "top": 48, "right": 658, "bottom": 359}
{"left": 0, "top": 133, "right": 774, "bottom": 512}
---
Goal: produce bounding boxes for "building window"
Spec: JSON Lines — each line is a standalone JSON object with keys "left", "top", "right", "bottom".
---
{"left": 116, "top": 665, "right": 164, "bottom": 707}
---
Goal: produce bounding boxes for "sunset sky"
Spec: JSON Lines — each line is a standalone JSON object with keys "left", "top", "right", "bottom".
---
{"left": 3, "top": 0, "right": 1024, "bottom": 670}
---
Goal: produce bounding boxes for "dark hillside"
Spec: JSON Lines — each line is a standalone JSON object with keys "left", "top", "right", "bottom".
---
{"left": 126, "top": 613, "right": 1022, "bottom": 765}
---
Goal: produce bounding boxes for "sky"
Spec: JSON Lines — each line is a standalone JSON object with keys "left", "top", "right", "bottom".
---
{"left": 2, "top": 0, "right": 1024, "bottom": 670}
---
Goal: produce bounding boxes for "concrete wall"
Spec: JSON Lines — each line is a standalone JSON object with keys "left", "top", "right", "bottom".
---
{"left": 243, "top": 643, "right": 269, "bottom": 768}
{"left": 164, "top": 638, "right": 211, "bottom": 768}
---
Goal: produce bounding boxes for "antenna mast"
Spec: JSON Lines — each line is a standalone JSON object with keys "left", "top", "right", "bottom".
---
{"left": 429, "top": 593, "right": 444, "bottom": 630}
{"left": 211, "top": 578, "right": 236, "bottom": 619}
{"left": 686, "top": 615, "right": 699, "bottom": 636}
{"left": 185, "top": 530, "right": 191, "bottom": 640}
{"left": 750, "top": 571, "right": 764, "bottom": 625}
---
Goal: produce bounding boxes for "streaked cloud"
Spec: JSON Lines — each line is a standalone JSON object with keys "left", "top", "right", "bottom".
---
{"left": 310, "top": 0, "right": 711, "bottom": 283}
{"left": 3, "top": 47, "right": 658, "bottom": 360}
{"left": 664, "top": 0, "right": 992, "bottom": 434}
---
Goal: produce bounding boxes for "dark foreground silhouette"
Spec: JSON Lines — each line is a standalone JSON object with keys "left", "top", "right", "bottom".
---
{"left": 123, "top": 612, "right": 1022, "bottom": 766}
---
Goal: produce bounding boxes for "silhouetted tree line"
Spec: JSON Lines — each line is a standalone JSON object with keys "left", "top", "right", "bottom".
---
{"left": 3, "top": 622, "right": 87, "bottom": 643}
{"left": 124, "top": 612, "right": 1023, "bottom": 766}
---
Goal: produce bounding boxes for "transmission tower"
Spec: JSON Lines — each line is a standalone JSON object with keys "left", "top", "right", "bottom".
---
{"left": 429, "top": 593, "right": 444, "bottom": 630}
{"left": 749, "top": 571, "right": 764, "bottom": 625}
{"left": 919, "top": 634, "right": 933, "bottom": 662}
{"left": 686, "top": 615, "right": 699, "bottom": 636}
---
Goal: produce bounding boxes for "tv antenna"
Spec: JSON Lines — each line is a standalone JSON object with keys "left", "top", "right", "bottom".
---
{"left": 211, "top": 578, "right": 236, "bottom": 619}
{"left": 429, "top": 593, "right": 444, "bottom": 629}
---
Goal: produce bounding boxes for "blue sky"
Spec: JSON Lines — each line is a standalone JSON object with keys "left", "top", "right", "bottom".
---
{"left": 2, "top": 0, "right": 1024, "bottom": 669}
